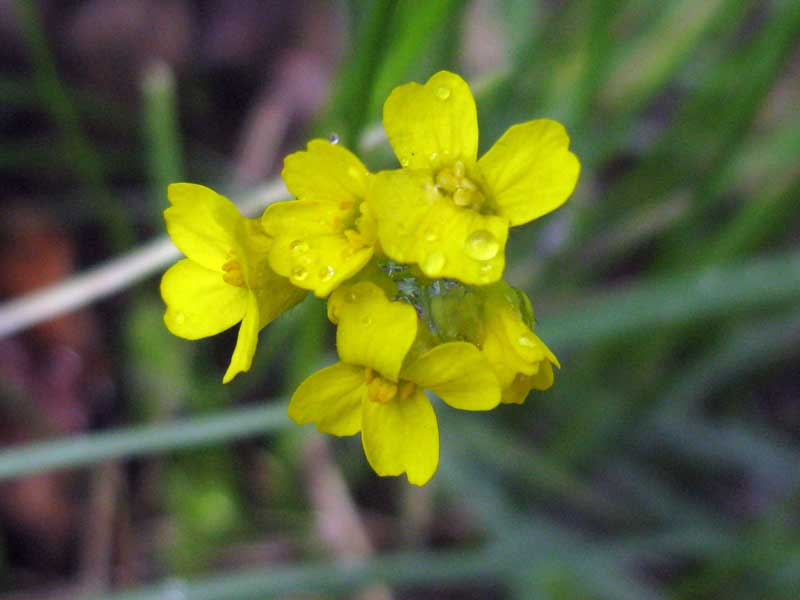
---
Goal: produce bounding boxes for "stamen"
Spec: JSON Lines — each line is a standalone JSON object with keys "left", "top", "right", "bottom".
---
{"left": 221, "top": 258, "right": 246, "bottom": 288}
{"left": 398, "top": 380, "right": 416, "bottom": 400}
{"left": 434, "top": 163, "right": 487, "bottom": 211}
{"left": 367, "top": 375, "right": 398, "bottom": 404}
{"left": 453, "top": 189, "right": 472, "bottom": 207}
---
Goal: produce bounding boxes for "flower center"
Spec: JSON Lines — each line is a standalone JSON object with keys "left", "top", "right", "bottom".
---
{"left": 221, "top": 254, "right": 246, "bottom": 288}
{"left": 364, "top": 367, "right": 416, "bottom": 404}
{"left": 435, "top": 160, "right": 486, "bottom": 211}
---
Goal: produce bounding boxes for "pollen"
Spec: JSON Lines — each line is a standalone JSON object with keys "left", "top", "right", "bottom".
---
{"left": 435, "top": 160, "right": 486, "bottom": 211}
{"left": 221, "top": 258, "right": 246, "bottom": 288}
{"left": 367, "top": 374, "right": 398, "bottom": 404}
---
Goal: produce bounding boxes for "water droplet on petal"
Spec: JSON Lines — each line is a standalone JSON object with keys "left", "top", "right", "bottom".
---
{"left": 429, "top": 152, "right": 438, "bottom": 163}
{"left": 423, "top": 251, "right": 445, "bottom": 275}
{"left": 291, "top": 266, "right": 308, "bottom": 281}
{"left": 422, "top": 228, "right": 438, "bottom": 242}
{"left": 345, "top": 290, "right": 358, "bottom": 303}
{"left": 400, "top": 157, "right": 410, "bottom": 167}
{"left": 464, "top": 230, "right": 499, "bottom": 260}
{"left": 436, "top": 86, "right": 450, "bottom": 100}
{"left": 289, "top": 239, "right": 309, "bottom": 254}
{"left": 518, "top": 334, "right": 535, "bottom": 348}
{"left": 328, "top": 132, "right": 340, "bottom": 144}
{"left": 478, "top": 262, "right": 495, "bottom": 282}
{"left": 318, "top": 265, "right": 335, "bottom": 281}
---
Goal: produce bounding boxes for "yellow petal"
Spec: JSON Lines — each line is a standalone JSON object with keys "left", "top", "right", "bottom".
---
{"left": 502, "top": 361, "right": 555, "bottom": 404}
{"left": 326, "top": 264, "right": 399, "bottom": 325}
{"left": 281, "top": 139, "right": 370, "bottom": 204}
{"left": 236, "top": 218, "right": 275, "bottom": 282}
{"left": 223, "top": 291, "right": 260, "bottom": 383}
{"left": 530, "top": 359, "right": 556, "bottom": 389}
{"left": 361, "top": 388, "right": 439, "bottom": 486}
{"left": 262, "top": 199, "right": 350, "bottom": 240}
{"left": 336, "top": 283, "right": 417, "bottom": 380}
{"left": 263, "top": 198, "right": 374, "bottom": 297}
{"left": 482, "top": 309, "right": 548, "bottom": 389}
{"left": 370, "top": 169, "right": 508, "bottom": 285}
{"left": 288, "top": 363, "right": 366, "bottom": 436}
{"left": 165, "top": 183, "right": 242, "bottom": 270}
{"left": 383, "top": 71, "right": 478, "bottom": 170}
{"left": 161, "top": 258, "right": 248, "bottom": 340}
{"left": 251, "top": 269, "right": 308, "bottom": 328}
{"left": 478, "top": 119, "right": 580, "bottom": 226}
{"left": 402, "top": 342, "right": 500, "bottom": 411}
{"left": 269, "top": 234, "right": 373, "bottom": 298}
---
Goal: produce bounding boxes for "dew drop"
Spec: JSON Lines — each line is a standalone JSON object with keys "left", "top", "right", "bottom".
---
{"left": 423, "top": 251, "right": 446, "bottom": 275}
{"left": 429, "top": 151, "right": 438, "bottom": 163}
{"left": 289, "top": 239, "right": 309, "bottom": 254}
{"left": 400, "top": 157, "right": 410, "bottom": 167}
{"left": 291, "top": 266, "right": 309, "bottom": 281}
{"left": 478, "top": 262, "right": 495, "bottom": 282}
{"left": 422, "top": 228, "right": 438, "bottom": 242}
{"left": 345, "top": 290, "right": 358, "bottom": 303}
{"left": 464, "top": 230, "right": 499, "bottom": 261}
{"left": 318, "top": 265, "right": 335, "bottom": 281}
{"left": 518, "top": 334, "right": 535, "bottom": 348}
{"left": 436, "top": 86, "right": 451, "bottom": 100}
{"left": 328, "top": 132, "right": 340, "bottom": 144}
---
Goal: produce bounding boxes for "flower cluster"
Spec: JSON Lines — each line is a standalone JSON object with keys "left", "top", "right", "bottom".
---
{"left": 161, "top": 71, "right": 579, "bottom": 485}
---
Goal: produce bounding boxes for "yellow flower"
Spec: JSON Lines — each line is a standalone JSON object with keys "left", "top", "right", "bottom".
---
{"left": 479, "top": 284, "right": 559, "bottom": 404}
{"left": 262, "top": 140, "right": 376, "bottom": 297}
{"left": 370, "top": 71, "right": 580, "bottom": 285}
{"left": 427, "top": 280, "right": 559, "bottom": 404}
{"left": 161, "top": 183, "right": 306, "bottom": 383}
{"left": 288, "top": 282, "right": 500, "bottom": 485}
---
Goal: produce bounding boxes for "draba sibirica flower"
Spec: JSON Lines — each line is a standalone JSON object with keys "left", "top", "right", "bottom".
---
{"left": 262, "top": 140, "right": 377, "bottom": 297}
{"left": 288, "top": 282, "right": 501, "bottom": 485}
{"left": 471, "top": 283, "right": 559, "bottom": 405}
{"left": 370, "top": 70, "right": 580, "bottom": 285}
{"left": 161, "top": 183, "right": 306, "bottom": 383}
{"left": 424, "top": 279, "right": 559, "bottom": 405}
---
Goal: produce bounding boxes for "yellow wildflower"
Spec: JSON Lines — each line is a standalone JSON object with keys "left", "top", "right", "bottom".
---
{"left": 479, "top": 284, "right": 559, "bottom": 404}
{"left": 288, "top": 282, "right": 500, "bottom": 485}
{"left": 161, "top": 183, "right": 306, "bottom": 383}
{"left": 262, "top": 140, "right": 376, "bottom": 297}
{"left": 370, "top": 71, "right": 580, "bottom": 285}
{"left": 427, "top": 280, "right": 558, "bottom": 404}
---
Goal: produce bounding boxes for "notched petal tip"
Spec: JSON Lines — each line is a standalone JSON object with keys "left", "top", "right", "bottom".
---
{"left": 383, "top": 70, "right": 479, "bottom": 170}
{"left": 479, "top": 118, "right": 581, "bottom": 227}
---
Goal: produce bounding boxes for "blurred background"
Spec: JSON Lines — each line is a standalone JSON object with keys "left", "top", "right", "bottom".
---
{"left": 0, "top": 0, "right": 799, "bottom": 598}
